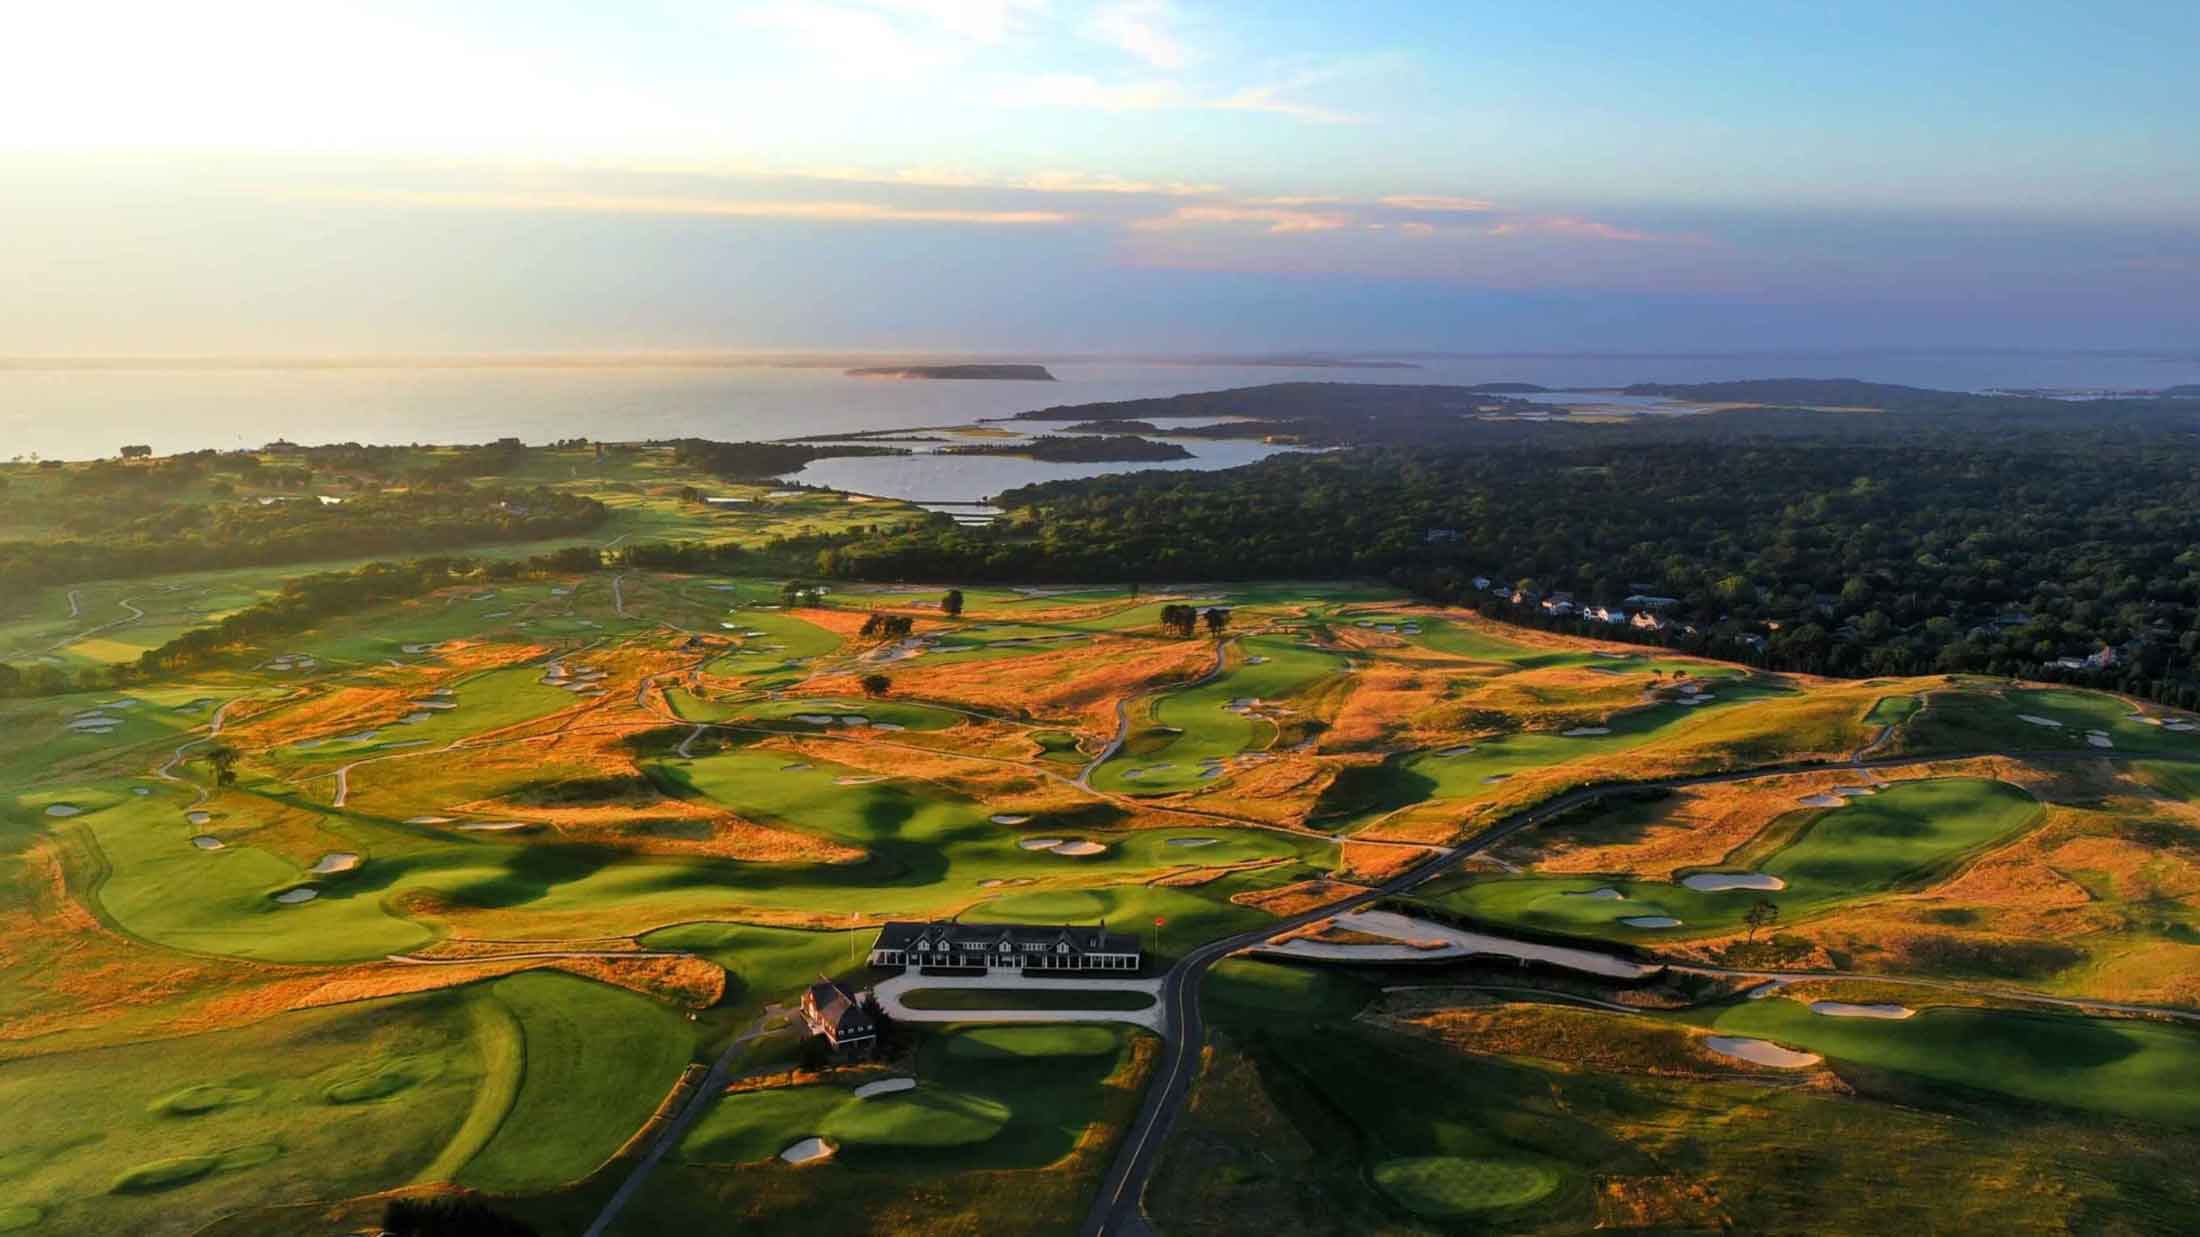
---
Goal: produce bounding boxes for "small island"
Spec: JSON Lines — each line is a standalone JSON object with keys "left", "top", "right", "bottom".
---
{"left": 1060, "top": 418, "right": 1161, "bottom": 434}
{"left": 942, "top": 434, "right": 1193, "bottom": 463}
{"left": 846, "top": 364, "right": 1058, "bottom": 381}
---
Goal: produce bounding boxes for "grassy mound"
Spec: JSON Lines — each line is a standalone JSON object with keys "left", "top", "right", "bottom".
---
{"left": 110, "top": 1143, "right": 281, "bottom": 1194}
{"left": 0, "top": 1206, "right": 41, "bottom": 1232}
{"left": 324, "top": 1055, "right": 443, "bottom": 1104}
{"left": 822, "top": 1086, "right": 1011, "bottom": 1148}
{"left": 1372, "top": 1155, "right": 1561, "bottom": 1215}
{"left": 149, "top": 1084, "right": 261, "bottom": 1117}
{"left": 1204, "top": 959, "right": 1373, "bottom": 1022}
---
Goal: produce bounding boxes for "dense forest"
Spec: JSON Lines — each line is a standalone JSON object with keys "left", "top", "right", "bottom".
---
{"left": 0, "top": 487, "right": 605, "bottom": 593}
{"left": 810, "top": 389, "right": 2200, "bottom": 706}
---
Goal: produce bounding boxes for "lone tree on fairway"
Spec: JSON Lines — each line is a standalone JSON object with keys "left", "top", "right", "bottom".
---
{"left": 1744, "top": 897, "right": 1780, "bottom": 942}
{"left": 1202, "top": 606, "right": 1230, "bottom": 634}
{"left": 1160, "top": 604, "right": 1199, "bottom": 638}
{"left": 861, "top": 673, "right": 891, "bottom": 697}
{"left": 941, "top": 588, "right": 965, "bottom": 618}
{"left": 203, "top": 743, "right": 240, "bottom": 787}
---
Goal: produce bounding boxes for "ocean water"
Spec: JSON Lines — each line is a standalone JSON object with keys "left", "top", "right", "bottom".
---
{"left": 4, "top": 350, "right": 2193, "bottom": 501}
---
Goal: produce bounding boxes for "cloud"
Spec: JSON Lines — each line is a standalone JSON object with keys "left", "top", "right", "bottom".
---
{"left": 993, "top": 74, "right": 1185, "bottom": 111}
{"left": 284, "top": 188, "right": 1072, "bottom": 226}
{"left": 1083, "top": 1, "right": 1188, "bottom": 70}
{"left": 1398, "top": 221, "right": 1437, "bottom": 236}
{"left": 1209, "top": 84, "right": 1353, "bottom": 124}
{"left": 1130, "top": 204, "right": 1352, "bottom": 234}
{"left": 865, "top": 0, "right": 1047, "bottom": 44}
{"left": 1488, "top": 215, "right": 1650, "bottom": 241}
{"left": 1380, "top": 194, "right": 1497, "bottom": 213}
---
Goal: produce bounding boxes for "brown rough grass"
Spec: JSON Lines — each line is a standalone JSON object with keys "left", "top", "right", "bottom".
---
{"left": 1230, "top": 878, "right": 1368, "bottom": 917}
{"left": 1338, "top": 841, "right": 1430, "bottom": 883}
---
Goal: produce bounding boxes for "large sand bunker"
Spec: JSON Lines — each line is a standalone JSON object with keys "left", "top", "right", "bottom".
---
{"left": 852, "top": 1077, "right": 917, "bottom": 1099}
{"left": 780, "top": 1137, "right": 834, "bottom": 1164}
{"left": 310, "top": 852, "right": 360, "bottom": 874}
{"left": 1681, "top": 872, "right": 1785, "bottom": 892}
{"left": 1810, "top": 1001, "right": 1915, "bottom": 1020}
{"left": 1052, "top": 841, "right": 1107, "bottom": 856}
{"left": 1705, "top": 1036, "right": 1821, "bottom": 1069}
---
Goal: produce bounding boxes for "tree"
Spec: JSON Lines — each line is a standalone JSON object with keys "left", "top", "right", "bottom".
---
{"left": 797, "top": 1032, "right": 833, "bottom": 1072}
{"left": 861, "top": 673, "right": 891, "bottom": 697}
{"left": 860, "top": 991, "right": 899, "bottom": 1052}
{"left": 1159, "top": 604, "right": 1198, "bottom": 638}
{"left": 119, "top": 444, "right": 152, "bottom": 460}
{"left": 1202, "top": 606, "right": 1230, "bottom": 635}
{"left": 940, "top": 588, "right": 964, "bottom": 618}
{"left": 1744, "top": 898, "right": 1779, "bottom": 942}
{"left": 204, "top": 743, "right": 240, "bottom": 787}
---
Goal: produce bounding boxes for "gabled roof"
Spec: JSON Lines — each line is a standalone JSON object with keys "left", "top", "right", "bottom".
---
{"left": 871, "top": 920, "right": 1140, "bottom": 954}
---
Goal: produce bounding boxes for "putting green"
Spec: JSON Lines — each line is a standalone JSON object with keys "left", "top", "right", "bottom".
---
{"left": 1372, "top": 1155, "right": 1561, "bottom": 1215}
{"left": 821, "top": 1086, "right": 1011, "bottom": 1147}
{"left": 1707, "top": 1001, "right": 2200, "bottom": 1127}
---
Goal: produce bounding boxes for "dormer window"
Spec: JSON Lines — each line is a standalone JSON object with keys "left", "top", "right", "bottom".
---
{"left": 999, "top": 941, "right": 1011, "bottom": 952}
{"left": 913, "top": 938, "right": 929, "bottom": 952}
{"left": 1056, "top": 943, "right": 1069, "bottom": 952}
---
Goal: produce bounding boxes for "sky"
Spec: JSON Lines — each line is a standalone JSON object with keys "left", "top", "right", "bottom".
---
{"left": 1, "top": 0, "right": 2195, "bottom": 355}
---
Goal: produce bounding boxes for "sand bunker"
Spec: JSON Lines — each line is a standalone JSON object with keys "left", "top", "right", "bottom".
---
{"left": 1564, "top": 887, "right": 1625, "bottom": 900}
{"left": 2087, "top": 733, "right": 2114, "bottom": 748}
{"left": 309, "top": 852, "right": 360, "bottom": 875}
{"left": 1797, "top": 793, "right": 1844, "bottom": 807}
{"left": 836, "top": 775, "right": 886, "bottom": 786}
{"left": 791, "top": 713, "right": 837, "bottom": 725}
{"left": 1562, "top": 726, "right": 1612, "bottom": 737}
{"left": 1832, "top": 786, "right": 1875, "bottom": 797}
{"left": 405, "top": 816, "right": 452, "bottom": 825}
{"left": 272, "top": 887, "right": 319, "bottom": 905}
{"left": 1811, "top": 1001, "right": 1915, "bottom": 1020}
{"left": 853, "top": 1077, "right": 917, "bottom": 1099}
{"left": 43, "top": 804, "right": 82, "bottom": 817}
{"left": 1435, "top": 745, "right": 1475, "bottom": 756}
{"left": 1620, "top": 915, "right": 1682, "bottom": 928}
{"left": 1053, "top": 841, "right": 1107, "bottom": 856}
{"left": 1681, "top": 872, "right": 1785, "bottom": 893}
{"left": 190, "top": 835, "right": 223, "bottom": 850}
{"left": 781, "top": 763, "right": 813, "bottom": 772}
{"left": 1167, "top": 837, "right": 1217, "bottom": 847}
{"left": 990, "top": 814, "right": 1033, "bottom": 825}
{"left": 457, "top": 822, "right": 532, "bottom": 832}
{"left": 132, "top": 787, "right": 152, "bottom": 796}
{"left": 1704, "top": 1036, "right": 1821, "bottom": 1069}
{"left": 1018, "top": 837, "right": 1066, "bottom": 851}
{"left": 1483, "top": 773, "right": 1511, "bottom": 783}
{"left": 2017, "top": 714, "right": 2063, "bottom": 728}
{"left": 185, "top": 810, "right": 212, "bottom": 825}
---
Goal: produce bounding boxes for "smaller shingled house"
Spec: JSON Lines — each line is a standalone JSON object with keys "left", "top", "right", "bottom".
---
{"left": 800, "top": 978, "right": 877, "bottom": 1053}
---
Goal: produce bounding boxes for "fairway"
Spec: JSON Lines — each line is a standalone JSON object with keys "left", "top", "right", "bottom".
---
{"left": 1706, "top": 1000, "right": 2200, "bottom": 1127}
{"left": 1091, "top": 634, "right": 1347, "bottom": 795}
{"left": 1433, "top": 778, "right": 2041, "bottom": 939}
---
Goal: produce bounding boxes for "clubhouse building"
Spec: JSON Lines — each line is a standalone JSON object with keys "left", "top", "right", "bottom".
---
{"left": 868, "top": 920, "right": 1144, "bottom": 974}
{"left": 799, "top": 978, "right": 877, "bottom": 1051}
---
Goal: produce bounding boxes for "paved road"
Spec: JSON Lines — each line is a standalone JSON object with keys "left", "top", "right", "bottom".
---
{"left": 1078, "top": 743, "right": 2200, "bottom": 1236}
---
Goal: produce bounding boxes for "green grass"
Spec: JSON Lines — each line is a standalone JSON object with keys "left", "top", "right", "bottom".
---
{"left": 0, "top": 990, "right": 486, "bottom": 1237}
{"left": 1203, "top": 959, "right": 1375, "bottom": 1023}
{"left": 2134, "top": 760, "right": 2200, "bottom": 802}
{"left": 901, "top": 988, "right": 1155, "bottom": 1011}
{"left": 1371, "top": 1155, "right": 1561, "bottom": 1215}
{"left": 1867, "top": 694, "right": 1919, "bottom": 724}
{"left": 681, "top": 1023, "right": 1139, "bottom": 1172}
{"left": 1704, "top": 1000, "right": 2200, "bottom": 1127}
{"left": 1902, "top": 686, "right": 2200, "bottom": 758}
{"left": 1432, "top": 777, "right": 2041, "bottom": 940}
{"left": 1091, "top": 634, "right": 1348, "bottom": 795}
{"left": 455, "top": 972, "right": 699, "bottom": 1191}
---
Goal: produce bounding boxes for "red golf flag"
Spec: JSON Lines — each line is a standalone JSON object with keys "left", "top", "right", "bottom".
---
{"left": 1154, "top": 916, "right": 1165, "bottom": 926}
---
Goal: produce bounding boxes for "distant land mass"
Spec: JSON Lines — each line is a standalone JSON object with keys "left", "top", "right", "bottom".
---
{"left": 846, "top": 364, "right": 1057, "bottom": 381}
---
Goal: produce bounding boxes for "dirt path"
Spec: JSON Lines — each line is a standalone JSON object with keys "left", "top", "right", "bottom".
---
{"left": 613, "top": 573, "right": 629, "bottom": 616}
{"left": 45, "top": 596, "right": 144, "bottom": 653}
{"left": 65, "top": 589, "right": 81, "bottom": 618}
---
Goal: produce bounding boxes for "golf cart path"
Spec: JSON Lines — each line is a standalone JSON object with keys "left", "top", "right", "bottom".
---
{"left": 873, "top": 970, "right": 1167, "bottom": 1034}
{"left": 582, "top": 1005, "right": 788, "bottom": 1237}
